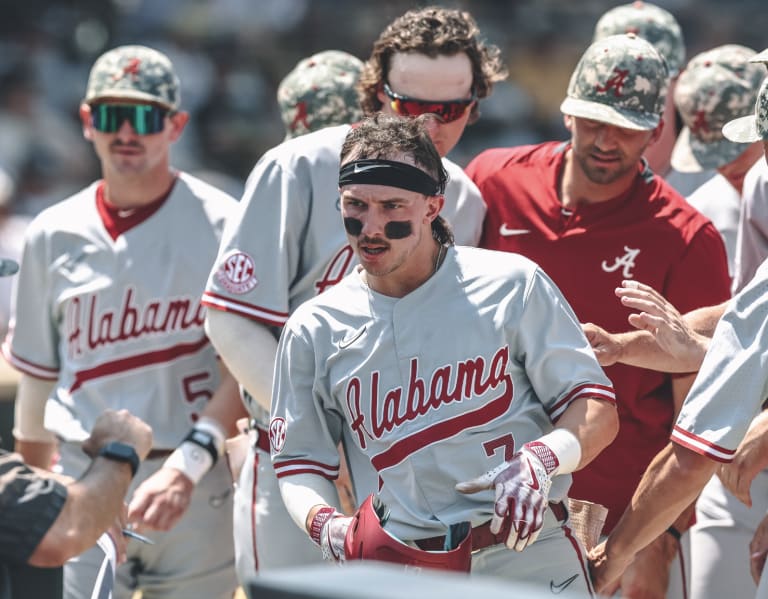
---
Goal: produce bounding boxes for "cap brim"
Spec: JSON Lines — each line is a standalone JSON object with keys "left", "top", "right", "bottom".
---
{"left": 750, "top": 49, "right": 768, "bottom": 64}
{"left": 0, "top": 258, "right": 19, "bottom": 277}
{"left": 671, "top": 126, "right": 752, "bottom": 172}
{"left": 723, "top": 115, "right": 761, "bottom": 143}
{"left": 560, "top": 97, "right": 659, "bottom": 131}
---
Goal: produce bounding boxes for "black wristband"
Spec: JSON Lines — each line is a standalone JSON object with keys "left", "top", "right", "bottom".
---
{"left": 184, "top": 428, "right": 219, "bottom": 465}
{"left": 98, "top": 441, "right": 140, "bottom": 477}
{"left": 665, "top": 526, "right": 681, "bottom": 541}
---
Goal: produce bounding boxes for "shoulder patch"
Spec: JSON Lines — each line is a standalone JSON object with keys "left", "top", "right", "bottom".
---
{"left": 269, "top": 417, "right": 287, "bottom": 454}
{"left": 215, "top": 250, "right": 258, "bottom": 294}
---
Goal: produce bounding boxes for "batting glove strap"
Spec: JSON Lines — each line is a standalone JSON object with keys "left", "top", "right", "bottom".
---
{"left": 309, "top": 507, "right": 339, "bottom": 547}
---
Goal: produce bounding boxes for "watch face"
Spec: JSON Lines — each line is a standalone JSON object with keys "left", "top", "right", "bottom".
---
{"left": 104, "top": 442, "right": 135, "bottom": 459}
{"left": 100, "top": 442, "right": 139, "bottom": 475}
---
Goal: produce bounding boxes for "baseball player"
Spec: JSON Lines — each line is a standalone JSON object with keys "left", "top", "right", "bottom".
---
{"left": 277, "top": 49, "right": 363, "bottom": 141}
{"left": 269, "top": 113, "right": 618, "bottom": 594}
{"left": 202, "top": 6, "right": 507, "bottom": 582}
{"left": 592, "top": 2, "right": 686, "bottom": 182}
{"left": 671, "top": 45, "right": 766, "bottom": 278}
{"left": 466, "top": 33, "right": 732, "bottom": 598}
{"left": 731, "top": 50, "right": 768, "bottom": 294}
{"left": 3, "top": 46, "right": 241, "bottom": 599}
{"left": 589, "top": 71, "right": 768, "bottom": 595}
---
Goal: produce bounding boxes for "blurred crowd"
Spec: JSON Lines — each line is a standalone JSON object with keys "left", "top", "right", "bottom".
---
{"left": 1, "top": 0, "right": 765, "bottom": 199}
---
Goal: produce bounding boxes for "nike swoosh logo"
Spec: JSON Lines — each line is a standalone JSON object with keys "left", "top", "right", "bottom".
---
{"left": 550, "top": 574, "right": 578, "bottom": 594}
{"left": 526, "top": 457, "right": 541, "bottom": 491}
{"left": 499, "top": 224, "right": 531, "bottom": 237}
{"left": 339, "top": 326, "right": 367, "bottom": 349}
{"left": 353, "top": 164, "right": 379, "bottom": 174}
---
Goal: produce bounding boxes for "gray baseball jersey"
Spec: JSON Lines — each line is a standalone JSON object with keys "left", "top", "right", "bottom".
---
{"left": 270, "top": 246, "right": 616, "bottom": 541}
{"left": 673, "top": 256, "right": 768, "bottom": 459}
{"left": 686, "top": 174, "right": 741, "bottom": 278}
{"left": 732, "top": 159, "right": 768, "bottom": 293}
{"left": 3, "top": 172, "right": 235, "bottom": 448}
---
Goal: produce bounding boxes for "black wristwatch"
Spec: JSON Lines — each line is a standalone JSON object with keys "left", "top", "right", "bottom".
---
{"left": 98, "top": 441, "right": 140, "bottom": 477}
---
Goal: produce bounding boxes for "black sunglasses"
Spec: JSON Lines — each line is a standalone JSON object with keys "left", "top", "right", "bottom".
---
{"left": 90, "top": 103, "right": 170, "bottom": 135}
{"left": 383, "top": 82, "right": 476, "bottom": 123}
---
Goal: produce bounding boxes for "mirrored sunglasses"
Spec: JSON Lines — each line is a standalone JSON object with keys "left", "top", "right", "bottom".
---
{"left": 383, "top": 82, "right": 476, "bottom": 123}
{"left": 90, "top": 103, "right": 170, "bottom": 135}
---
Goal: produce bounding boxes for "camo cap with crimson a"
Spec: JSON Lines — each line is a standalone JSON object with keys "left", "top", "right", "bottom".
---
{"left": 560, "top": 33, "right": 668, "bottom": 131}
{"left": 672, "top": 45, "right": 766, "bottom": 172}
{"left": 593, "top": 1, "right": 685, "bottom": 77}
{"left": 84, "top": 45, "right": 180, "bottom": 110}
{"left": 278, "top": 50, "right": 363, "bottom": 140}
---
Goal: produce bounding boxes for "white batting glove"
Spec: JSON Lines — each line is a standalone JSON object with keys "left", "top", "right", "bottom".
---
{"left": 309, "top": 506, "right": 352, "bottom": 563}
{"left": 456, "top": 441, "right": 558, "bottom": 551}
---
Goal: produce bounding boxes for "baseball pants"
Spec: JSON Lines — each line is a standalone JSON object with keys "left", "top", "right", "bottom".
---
{"left": 58, "top": 440, "right": 237, "bottom": 599}
{"left": 470, "top": 502, "right": 593, "bottom": 596}
{"left": 232, "top": 432, "right": 326, "bottom": 583}
{"left": 689, "top": 470, "right": 768, "bottom": 599}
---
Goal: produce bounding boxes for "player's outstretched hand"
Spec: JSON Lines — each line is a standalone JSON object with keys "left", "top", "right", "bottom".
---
{"left": 455, "top": 446, "right": 552, "bottom": 551}
{"left": 588, "top": 540, "right": 627, "bottom": 596}
{"left": 616, "top": 280, "right": 707, "bottom": 371}
{"left": 718, "top": 411, "right": 768, "bottom": 507}
{"left": 750, "top": 512, "right": 768, "bottom": 584}
{"left": 127, "top": 467, "right": 194, "bottom": 531}
{"left": 582, "top": 322, "right": 623, "bottom": 366}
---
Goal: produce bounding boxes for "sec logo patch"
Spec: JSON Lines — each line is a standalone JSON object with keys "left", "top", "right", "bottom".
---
{"left": 269, "top": 417, "right": 287, "bottom": 454}
{"left": 216, "top": 251, "right": 258, "bottom": 294}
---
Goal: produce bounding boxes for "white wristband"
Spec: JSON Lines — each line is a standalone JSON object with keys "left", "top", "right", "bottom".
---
{"left": 194, "top": 416, "right": 226, "bottom": 456}
{"left": 533, "top": 429, "right": 582, "bottom": 475}
{"left": 163, "top": 440, "right": 214, "bottom": 485}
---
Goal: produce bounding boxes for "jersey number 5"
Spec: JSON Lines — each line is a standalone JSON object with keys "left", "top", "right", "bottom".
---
{"left": 182, "top": 372, "right": 213, "bottom": 422}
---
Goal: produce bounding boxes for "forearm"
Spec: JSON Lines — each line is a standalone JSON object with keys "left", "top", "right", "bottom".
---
{"left": 606, "top": 443, "right": 716, "bottom": 558}
{"left": 278, "top": 473, "right": 343, "bottom": 533}
{"left": 205, "top": 309, "right": 277, "bottom": 412}
{"left": 615, "top": 329, "right": 706, "bottom": 372}
{"left": 555, "top": 397, "right": 619, "bottom": 469}
{"left": 197, "top": 364, "right": 248, "bottom": 437}
{"left": 13, "top": 374, "right": 57, "bottom": 467}
{"left": 683, "top": 302, "right": 728, "bottom": 338}
{"left": 28, "top": 457, "right": 133, "bottom": 567}
{"left": 15, "top": 438, "right": 56, "bottom": 470}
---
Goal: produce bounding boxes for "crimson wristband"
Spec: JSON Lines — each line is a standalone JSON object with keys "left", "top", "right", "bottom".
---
{"left": 309, "top": 507, "right": 338, "bottom": 546}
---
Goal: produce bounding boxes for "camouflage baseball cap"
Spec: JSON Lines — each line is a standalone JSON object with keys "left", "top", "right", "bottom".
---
{"left": 560, "top": 33, "right": 668, "bottom": 131}
{"left": 84, "top": 45, "right": 180, "bottom": 109}
{"left": 723, "top": 77, "right": 768, "bottom": 143}
{"left": 593, "top": 1, "right": 685, "bottom": 77}
{"left": 671, "top": 45, "right": 766, "bottom": 172}
{"left": 278, "top": 50, "right": 363, "bottom": 140}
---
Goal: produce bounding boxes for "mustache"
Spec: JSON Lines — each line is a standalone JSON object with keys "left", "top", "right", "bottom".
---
{"left": 110, "top": 140, "right": 144, "bottom": 150}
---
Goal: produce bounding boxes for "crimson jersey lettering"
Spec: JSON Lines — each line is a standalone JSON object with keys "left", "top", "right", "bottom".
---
{"left": 346, "top": 346, "right": 512, "bottom": 449}
{"left": 315, "top": 244, "right": 355, "bottom": 294}
{"left": 65, "top": 288, "right": 205, "bottom": 357}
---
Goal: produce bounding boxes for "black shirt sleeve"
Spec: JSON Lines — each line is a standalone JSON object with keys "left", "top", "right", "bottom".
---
{"left": 0, "top": 450, "right": 67, "bottom": 564}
